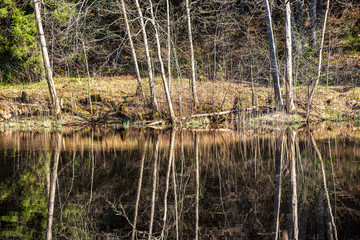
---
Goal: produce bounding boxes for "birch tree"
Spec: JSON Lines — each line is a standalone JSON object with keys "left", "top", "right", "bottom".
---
{"left": 186, "top": 0, "right": 199, "bottom": 109}
{"left": 263, "top": 0, "right": 283, "bottom": 110}
{"left": 306, "top": 0, "right": 330, "bottom": 121}
{"left": 33, "top": 0, "right": 61, "bottom": 115}
{"left": 134, "top": 0, "right": 158, "bottom": 112}
{"left": 167, "top": 0, "right": 172, "bottom": 95}
{"left": 285, "top": 0, "right": 295, "bottom": 113}
{"left": 120, "top": 0, "right": 145, "bottom": 101}
{"left": 148, "top": 0, "right": 176, "bottom": 123}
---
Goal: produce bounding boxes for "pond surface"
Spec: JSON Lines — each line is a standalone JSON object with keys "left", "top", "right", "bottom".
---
{"left": 0, "top": 125, "right": 360, "bottom": 239}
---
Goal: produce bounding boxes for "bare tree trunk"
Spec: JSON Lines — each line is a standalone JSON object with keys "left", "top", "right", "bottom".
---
{"left": 186, "top": 0, "right": 199, "bottom": 109}
{"left": 172, "top": 42, "right": 183, "bottom": 118}
{"left": 120, "top": 0, "right": 145, "bottom": 101}
{"left": 285, "top": 0, "right": 295, "bottom": 113}
{"left": 317, "top": 0, "right": 323, "bottom": 28}
{"left": 134, "top": 0, "right": 158, "bottom": 112}
{"left": 46, "top": 133, "right": 61, "bottom": 240}
{"left": 33, "top": 0, "right": 60, "bottom": 115}
{"left": 166, "top": 0, "right": 172, "bottom": 95}
{"left": 148, "top": 0, "right": 176, "bottom": 123}
{"left": 81, "top": 40, "right": 93, "bottom": 115}
{"left": 310, "top": 0, "right": 317, "bottom": 48}
{"left": 306, "top": 0, "right": 330, "bottom": 121}
{"left": 263, "top": 0, "right": 283, "bottom": 110}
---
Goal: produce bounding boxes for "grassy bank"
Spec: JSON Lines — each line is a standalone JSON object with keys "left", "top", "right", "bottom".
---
{"left": 0, "top": 76, "right": 359, "bottom": 130}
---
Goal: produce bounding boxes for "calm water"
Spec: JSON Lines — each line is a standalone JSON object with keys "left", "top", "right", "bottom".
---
{"left": 0, "top": 125, "right": 359, "bottom": 239}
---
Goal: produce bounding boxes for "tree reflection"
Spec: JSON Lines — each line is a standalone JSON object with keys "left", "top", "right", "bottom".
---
{"left": 1, "top": 127, "right": 359, "bottom": 239}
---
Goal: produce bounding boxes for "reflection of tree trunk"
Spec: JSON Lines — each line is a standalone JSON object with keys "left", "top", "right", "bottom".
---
{"left": 46, "top": 133, "right": 61, "bottom": 240}
{"left": 89, "top": 129, "right": 94, "bottom": 203}
{"left": 172, "top": 136, "right": 179, "bottom": 240}
{"left": 299, "top": 204, "right": 308, "bottom": 240}
{"left": 161, "top": 130, "right": 176, "bottom": 239}
{"left": 289, "top": 129, "right": 298, "bottom": 239}
{"left": 310, "top": 133, "right": 338, "bottom": 240}
{"left": 324, "top": 195, "right": 334, "bottom": 240}
{"left": 195, "top": 133, "right": 200, "bottom": 240}
{"left": 149, "top": 136, "right": 159, "bottom": 240}
{"left": 273, "top": 133, "right": 284, "bottom": 240}
{"left": 132, "top": 140, "right": 148, "bottom": 240}
{"left": 316, "top": 188, "right": 325, "bottom": 240}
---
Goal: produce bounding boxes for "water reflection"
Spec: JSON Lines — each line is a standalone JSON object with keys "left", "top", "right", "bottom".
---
{"left": 0, "top": 126, "right": 360, "bottom": 239}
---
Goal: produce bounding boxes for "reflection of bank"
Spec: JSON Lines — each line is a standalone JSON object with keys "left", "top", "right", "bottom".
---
{"left": 46, "top": 133, "right": 61, "bottom": 240}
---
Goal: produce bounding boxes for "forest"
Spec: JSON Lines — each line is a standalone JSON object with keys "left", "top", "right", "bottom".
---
{"left": 0, "top": 0, "right": 359, "bottom": 127}
{"left": 1, "top": 1, "right": 360, "bottom": 239}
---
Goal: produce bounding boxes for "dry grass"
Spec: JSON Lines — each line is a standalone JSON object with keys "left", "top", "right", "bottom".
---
{"left": 0, "top": 76, "right": 359, "bottom": 128}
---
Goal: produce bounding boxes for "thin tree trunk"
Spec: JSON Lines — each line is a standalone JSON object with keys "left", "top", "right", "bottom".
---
{"left": 263, "top": 0, "right": 283, "bottom": 110}
{"left": 46, "top": 133, "right": 61, "bottom": 240}
{"left": 306, "top": 0, "right": 330, "bottom": 121}
{"left": 310, "top": 0, "right": 317, "bottom": 48}
{"left": 120, "top": 0, "right": 145, "bottom": 101}
{"left": 317, "top": 0, "right": 323, "bottom": 30}
{"left": 81, "top": 40, "right": 93, "bottom": 115}
{"left": 134, "top": 0, "right": 158, "bottom": 112}
{"left": 285, "top": 0, "right": 295, "bottom": 113}
{"left": 33, "top": 0, "right": 60, "bottom": 115}
{"left": 172, "top": 42, "right": 183, "bottom": 118}
{"left": 148, "top": 0, "right": 176, "bottom": 123}
{"left": 166, "top": 0, "right": 172, "bottom": 95}
{"left": 186, "top": 0, "right": 199, "bottom": 109}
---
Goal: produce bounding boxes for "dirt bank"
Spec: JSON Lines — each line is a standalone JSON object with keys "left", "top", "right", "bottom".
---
{"left": 0, "top": 76, "right": 359, "bottom": 129}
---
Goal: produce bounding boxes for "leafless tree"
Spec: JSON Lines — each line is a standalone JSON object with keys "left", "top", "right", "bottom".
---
{"left": 33, "top": 0, "right": 60, "bottom": 115}
{"left": 186, "top": 0, "right": 199, "bottom": 109}
{"left": 263, "top": 0, "right": 283, "bottom": 110}
{"left": 285, "top": 0, "right": 295, "bottom": 113}
{"left": 120, "top": 0, "right": 146, "bottom": 101}
{"left": 134, "top": 0, "right": 159, "bottom": 112}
